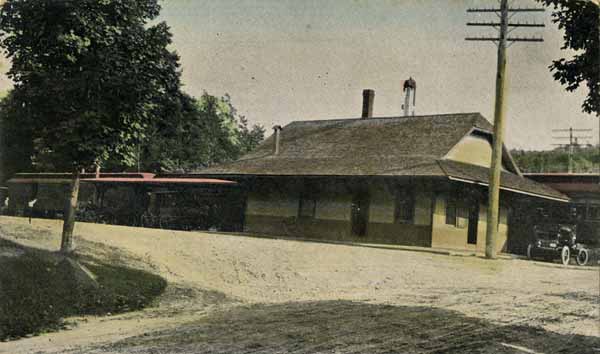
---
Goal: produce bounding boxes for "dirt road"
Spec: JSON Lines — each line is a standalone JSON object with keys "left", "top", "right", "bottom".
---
{"left": 0, "top": 216, "right": 598, "bottom": 353}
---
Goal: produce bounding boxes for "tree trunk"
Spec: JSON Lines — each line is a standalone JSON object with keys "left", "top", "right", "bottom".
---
{"left": 61, "top": 169, "right": 81, "bottom": 254}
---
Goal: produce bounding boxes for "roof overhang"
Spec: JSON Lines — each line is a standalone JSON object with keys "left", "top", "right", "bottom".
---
{"left": 80, "top": 177, "right": 236, "bottom": 185}
{"left": 7, "top": 178, "right": 71, "bottom": 184}
{"left": 447, "top": 176, "right": 570, "bottom": 203}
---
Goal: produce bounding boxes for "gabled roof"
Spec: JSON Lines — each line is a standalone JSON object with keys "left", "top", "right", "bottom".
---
{"left": 196, "top": 112, "right": 567, "bottom": 201}
{"left": 200, "top": 113, "right": 493, "bottom": 176}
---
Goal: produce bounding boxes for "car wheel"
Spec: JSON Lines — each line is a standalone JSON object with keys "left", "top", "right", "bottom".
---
{"left": 561, "top": 246, "right": 570, "bottom": 266}
{"left": 527, "top": 244, "right": 534, "bottom": 260}
{"left": 576, "top": 249, "right": 589, "bottom": 266}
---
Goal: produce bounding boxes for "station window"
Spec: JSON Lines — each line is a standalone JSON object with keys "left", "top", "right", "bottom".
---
{"left": 298, "top": 194, "right": 317, "bottom": 218}
{"left": 588, "top": 205, "right": 600, "bottom": 221}
{"left": 394, "top": 189, "right": 414, "bottom": 224}
{"left": 457, "top": 206, "right": 469, "bottom": 229}
{"left": 445, "top": 193, "right": 469, "bottom": 228}
{"left": 446, "top": 195, "right": 457, "bottom": 226}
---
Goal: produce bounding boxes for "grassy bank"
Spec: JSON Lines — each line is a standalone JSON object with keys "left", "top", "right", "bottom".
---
{"left": 0, "top": 239, "right": 167, "bottom": 341}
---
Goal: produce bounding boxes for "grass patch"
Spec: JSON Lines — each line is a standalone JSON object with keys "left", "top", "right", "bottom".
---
{"left": 0, "top": 240, "right": 167, "bottom": 341}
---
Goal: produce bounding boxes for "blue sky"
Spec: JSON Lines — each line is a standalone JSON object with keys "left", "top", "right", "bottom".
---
{"left": 1, "top": 0, "right": 597, "bottom": 150}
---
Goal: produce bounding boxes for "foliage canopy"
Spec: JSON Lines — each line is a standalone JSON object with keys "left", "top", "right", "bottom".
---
{"left": 0, "top": 0, "right": 182, "bottom": 171}
{"left": 129, "top": 92, "right": 265, "bottom": 173}
{"left": 537, "top": 0, "right": 599, "bottom": 115}
{"left": 0, "top": 0, "right": 265, "bottom": 181}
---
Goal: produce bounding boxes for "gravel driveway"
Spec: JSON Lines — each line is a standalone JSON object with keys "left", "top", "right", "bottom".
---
{"left": 0, "top": 216, "right": 598, "bottom": 354}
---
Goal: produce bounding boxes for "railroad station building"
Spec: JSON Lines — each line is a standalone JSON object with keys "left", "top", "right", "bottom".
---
{"left": 190, "top": 103, "right": 567, "bottom": 252}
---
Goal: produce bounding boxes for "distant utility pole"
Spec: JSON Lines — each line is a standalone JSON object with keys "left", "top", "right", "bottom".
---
{"left": 466, "top": 0, "right": 544, "bottom": 259}
{"left": 552, "top": 128, "right": 593, "bottom": 173}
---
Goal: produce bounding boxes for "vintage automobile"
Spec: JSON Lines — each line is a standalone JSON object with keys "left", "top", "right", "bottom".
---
{"left": 527, "top": 224, "right": 590, "bottom": 266}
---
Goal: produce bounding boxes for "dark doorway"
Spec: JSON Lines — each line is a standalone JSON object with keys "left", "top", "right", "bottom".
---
{"left": 467, "top": 202, "right": 479, "bottom": 245}
{"left": 351, "top": 193, "right": 369, "bottom": 237}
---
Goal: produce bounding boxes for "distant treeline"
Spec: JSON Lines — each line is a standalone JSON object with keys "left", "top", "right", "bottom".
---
{"left": 511, "top": 145, "right": 600, "bottom": 173}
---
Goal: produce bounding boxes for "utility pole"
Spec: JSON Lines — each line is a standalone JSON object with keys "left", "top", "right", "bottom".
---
{"left": 552, "top": 128, "right": 593, "bottom": 173}
{"left": 597, "top": 1, "right": 600, "bottom": 185}
{"left": 466, "top": 1, "right": 544, "bottom": 259}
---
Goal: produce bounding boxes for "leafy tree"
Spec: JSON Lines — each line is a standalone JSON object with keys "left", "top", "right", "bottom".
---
{"left": 134, "top": 92, "right": 265, "bottom": 173}
{"left": 0, "top": 0, "right": 181, "bottom": 252}
{"left": 537, "top": 0, "right": 599, "bottom": 114}
{"left": 204, "top": 93, "right": 266, "bottom": 164}
{"left": 236, "top": 112, "right": 267, "bottom": 158}
{"left": 0, "top": 92, "right": 34, "bottom": 184}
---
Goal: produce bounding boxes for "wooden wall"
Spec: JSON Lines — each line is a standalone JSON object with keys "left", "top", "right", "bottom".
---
{"left": 244, "top": 178, "right": 433, "bottom": 247}
{"left": 430, "top": 192, "right": 508, "bottom": 252}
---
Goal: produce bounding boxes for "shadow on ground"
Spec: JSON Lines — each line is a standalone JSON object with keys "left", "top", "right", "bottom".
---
{"left": 102, "top": 301, "right": 600, "bottom": 354}
{"left": 0, "top": 238, "right": 167, "bottom": 341}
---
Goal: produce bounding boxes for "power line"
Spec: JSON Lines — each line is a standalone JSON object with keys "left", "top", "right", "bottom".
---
{"left": 465, "top": 36, "right": 543, "bottom": 42}
{"left": 466, "top": 22, "right": 545, "bottom": 27}
{"left": 551, "top": 127, "right": 594, "bottom": 173}
{"left": 466, "top": 7, "right": 545, "bottom": 13}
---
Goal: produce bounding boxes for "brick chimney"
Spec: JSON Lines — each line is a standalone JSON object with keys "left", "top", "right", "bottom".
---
{"left": 361, "top": 89, "right": 375, "bottom": 119}
{"left": 273, "top": 125, "right": 283, "bottom": 155}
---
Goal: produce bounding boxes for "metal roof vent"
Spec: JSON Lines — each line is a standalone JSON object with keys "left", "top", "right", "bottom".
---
{"left": 402, "top": 77, "right": 417, "bottom": 116}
